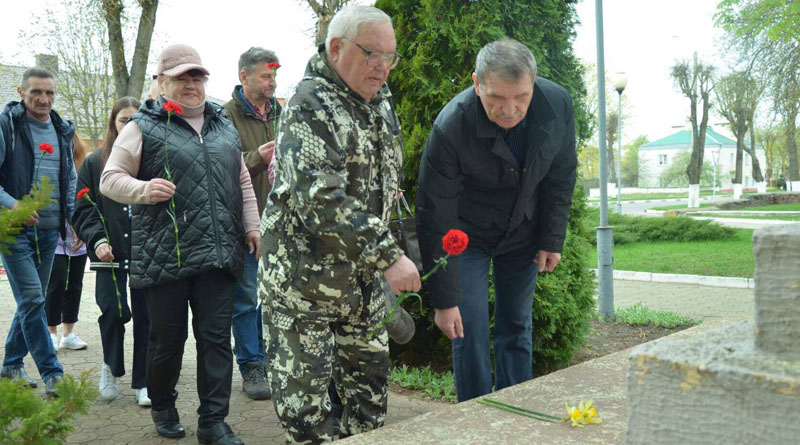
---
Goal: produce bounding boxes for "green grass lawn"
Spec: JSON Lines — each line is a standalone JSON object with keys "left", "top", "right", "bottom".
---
{"left": 650, "top": 203, "right": 713, "bottom": 211}
{"left": 693, "top": 213, "right": 800, "bottom": 221}
{"left": 588, "top": 229, "right": 755, "bottom": 278}
{"left": 740, "top": 202, "right": 800, "bottom": 211}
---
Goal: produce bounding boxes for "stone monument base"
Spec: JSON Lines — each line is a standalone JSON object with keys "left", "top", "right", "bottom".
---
{"left": 627, "top": 321, "right": 800, "bottom": 444}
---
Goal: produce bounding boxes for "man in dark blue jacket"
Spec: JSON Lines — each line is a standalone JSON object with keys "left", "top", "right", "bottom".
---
{"left": 0, "top": 67, "right": 75, "bottom": 397}
{"left": 416, "top": 39, "right": 577, "bottom": 402}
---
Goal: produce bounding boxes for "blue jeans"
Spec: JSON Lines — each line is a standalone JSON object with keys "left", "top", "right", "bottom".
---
{"left": 452, "top": 245, "right": 538, "bottom": 402}
{"left": 1, "top": 227, "right": 63, "bottom": 381}
{"left": 232, "top": 251, "right": 265, "bottom": 374}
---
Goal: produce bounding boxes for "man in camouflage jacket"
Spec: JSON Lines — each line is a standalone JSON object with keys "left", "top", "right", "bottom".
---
{"left": 257, "top": 5, "right": 420, "bottom": 443}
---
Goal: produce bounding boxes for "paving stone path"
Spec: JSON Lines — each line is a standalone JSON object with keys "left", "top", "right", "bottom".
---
{"left": 0, "top": 270, "right": 446, "bottom": 444}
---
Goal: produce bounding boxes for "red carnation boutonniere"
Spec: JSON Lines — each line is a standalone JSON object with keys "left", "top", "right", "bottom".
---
{"left": 77, "top": 188, "right": 123, "bottom": 316}
{"left": 370, "top": 229, "right": 470, "bottom": 338}
{"left": 162, "top": 100, "right": 183, "bottom": 267}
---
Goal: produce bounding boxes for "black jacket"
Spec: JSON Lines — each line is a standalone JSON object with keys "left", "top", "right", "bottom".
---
{"left": 416, "top": 77, "right": 577, "bottom": 309}
{"left": 130, "top": 98, "right": 245, "bottom": 289}
{"left": 72, "top": 150, "right": 132, "bottom": 272}
{"left": 0, "top": 101, "right": 75, "bottom": 238}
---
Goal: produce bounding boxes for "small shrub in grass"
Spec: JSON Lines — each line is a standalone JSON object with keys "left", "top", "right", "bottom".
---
{"left": 611, "top": 303, "right": 700, "bottom": 328}
{"left": 586, "top": 209, "right": 736, "bottom": 245}
{"left": 0, "top": 370, "right": 98, "bottom": 444}
{"left": 389, "top": 365, "right": 457, "bottom": 403}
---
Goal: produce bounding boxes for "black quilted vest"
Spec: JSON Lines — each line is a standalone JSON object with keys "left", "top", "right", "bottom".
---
{"left": 129, "top": 99, "right": 244, "bottom": 289}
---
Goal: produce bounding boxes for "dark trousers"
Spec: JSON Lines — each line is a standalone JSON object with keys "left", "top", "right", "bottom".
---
{"left": 96, "top": 268, "right": 149, "bottom": 389}
{"left": 45, "top": 254, "right": 87, "bottom": 325}
{"left": 145, "top": 269, "right": 235, "bottom": 427}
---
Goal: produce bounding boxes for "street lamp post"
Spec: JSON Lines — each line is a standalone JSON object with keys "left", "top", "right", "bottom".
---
{"left": 614, "top": 74, "right": 627, "bottom": 214}
{"left": 712, "top": 144, "right": 721, "bottom": 203}
{"left": 595, "top": 0, "right": 615, "bottom": 320}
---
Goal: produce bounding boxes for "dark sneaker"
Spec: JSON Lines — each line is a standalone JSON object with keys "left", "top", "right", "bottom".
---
{"left": 242, "top": 362, "right": 270, "bottom": 400}
{"left": 1, "top": 367, "right": 38, "bottom": 388}
{"left": 44, "top": 374, "right": 62, "bottom": 398}
{"left": 151, "top": 407, "right": 186, "bottom": 438}
{"left": 197, "top": 422, "right": 244, "bottom": 445}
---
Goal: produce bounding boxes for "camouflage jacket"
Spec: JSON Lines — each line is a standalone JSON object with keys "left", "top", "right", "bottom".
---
{"left": 259, "top": 49, "right": 405, "bottom": 323}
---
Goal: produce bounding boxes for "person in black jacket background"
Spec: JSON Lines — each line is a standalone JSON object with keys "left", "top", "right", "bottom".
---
{"left": 72, "top": 97, "right": 151, "bottom": 406}
{"left": 415, "top": 39, "right": 577, "bottom": 402}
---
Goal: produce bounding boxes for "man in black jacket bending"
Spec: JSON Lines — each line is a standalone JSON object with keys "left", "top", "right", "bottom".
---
{"left": 416, "top": 39, "right": 577, "bottom": 402}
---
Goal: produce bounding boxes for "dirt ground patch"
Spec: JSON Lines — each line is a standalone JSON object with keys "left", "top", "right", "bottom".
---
{"left": 569, "top": 320, "right": 691, "bottom": 366}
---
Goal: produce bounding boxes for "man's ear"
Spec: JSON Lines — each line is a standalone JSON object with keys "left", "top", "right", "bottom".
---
{"left": 472, "top": 72, "right": 480, "bottom": 96}
{"left": 329, "top": 37, "right": 343, "bottom": 62}
{"left": 239, "top": 70, "right": 248, "bottom": 85}
{"left": 17, "top": 86, "right": 23, "bottom": 99}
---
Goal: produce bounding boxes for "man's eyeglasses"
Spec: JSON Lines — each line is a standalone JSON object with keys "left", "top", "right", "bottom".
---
{"left": 343, "top": 38, "right": 401, "bottom": 69}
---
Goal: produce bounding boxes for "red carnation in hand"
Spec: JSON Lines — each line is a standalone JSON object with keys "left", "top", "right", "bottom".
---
{"left": 77, "top": 187, "right": 90, "bottom": 201}
{"left": 163, "top": 101, "right": 183, "bottom": 115}
{"left": 442, "top": 229, "right": 469, "bottom": 256}
{"left": 39, "top": 142, "right": 54, "bottom": 154}
{"left": 267, "top": 62, "right": 281, "bottom": 70}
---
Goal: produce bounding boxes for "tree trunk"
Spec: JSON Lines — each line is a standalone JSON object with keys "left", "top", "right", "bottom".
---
{"left": 787, "top": 111, "right": 799, "bottom": 182}
{"left": 745, "top": 127, "right": 764, "bottom": 183}
{"left": 102, "top": 0, "right": 158, "bottom": 99}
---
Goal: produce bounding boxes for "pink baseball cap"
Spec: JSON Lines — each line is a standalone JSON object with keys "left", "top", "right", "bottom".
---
{"left": 157, "top": 43, "right": 210, "bottom": 77}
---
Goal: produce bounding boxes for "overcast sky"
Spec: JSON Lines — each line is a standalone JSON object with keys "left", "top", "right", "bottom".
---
{"left": 0, "top": 0, "right": 729, "bottom": 143}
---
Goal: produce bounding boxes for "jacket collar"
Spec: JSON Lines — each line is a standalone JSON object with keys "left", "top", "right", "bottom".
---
{"left": 475, "top": 78, "right": 557, "bottom": 139}
{"left": 3, "top": 100, "right": 74, "bottom": 135}
{"left": 231, "top": 85, "right": 280, "bottom": 119}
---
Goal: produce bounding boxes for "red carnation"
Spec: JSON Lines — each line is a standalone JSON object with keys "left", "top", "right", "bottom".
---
{"left": 163, "top": 101, "right": 183, "bottom": 115}
{"left": 39, "top": 142, "right": 54, "bottom": 154}
{"left": 267, "top": 62, "right": 281, "bottom": 70}
{"left": 77, "top": 187, "right": 90, "bottom": 201}
{"left": 442, "top": 229, "right": 469, "bottom": 256}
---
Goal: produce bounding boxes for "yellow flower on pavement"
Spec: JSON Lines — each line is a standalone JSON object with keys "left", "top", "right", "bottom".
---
{"left": 565, "top": 400, "right": 602, "bottom": 427}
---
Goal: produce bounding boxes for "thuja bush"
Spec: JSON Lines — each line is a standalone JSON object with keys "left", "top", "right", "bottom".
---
{"left": 584, "top": 210, "right": 736, "bottom": 245}
{"left": 0, "top": 370, "right": 98, "bottom": 444}
{"left": 391, "top": 184, "right": 596, "bottom": 377}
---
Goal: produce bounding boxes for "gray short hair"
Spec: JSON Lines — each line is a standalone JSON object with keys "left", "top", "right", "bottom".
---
{"left": 475, "top": 39, "right": 537, "bottom": 84}
{"left": 325, "top": 5, "right": 392, "bottom": 54}
{"left": 21, "top": 67, "right": 54, "bottom": 90}
{"left": 238, "top": 47, "right": 279, "bottom": 74}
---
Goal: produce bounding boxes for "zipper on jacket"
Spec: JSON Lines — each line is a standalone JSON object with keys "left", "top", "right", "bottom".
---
{"left": 199, "top": 133, "right": 224, "bottom": 267}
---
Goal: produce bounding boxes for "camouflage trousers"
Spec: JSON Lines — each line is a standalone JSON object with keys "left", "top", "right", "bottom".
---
{"left": 264, "top": 284, "right": 390, "bottom": 444}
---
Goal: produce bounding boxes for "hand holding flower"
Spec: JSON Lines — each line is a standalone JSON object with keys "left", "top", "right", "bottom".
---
{"left": 95, "top": 242, "right": 114, "bottom": 262}
{"left": 78, "top": 187, "right": 123, "bottom": 316}
{"left": 146, "top": 178, "right": 176, "bottom": 204}
{"left": 370, "top": 229, "right": 469, "bottom": 339}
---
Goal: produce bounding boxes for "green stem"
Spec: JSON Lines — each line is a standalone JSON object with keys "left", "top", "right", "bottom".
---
{"left": 86, "top": 195, "right": 123, "bottom": 317}
{"left": 479, "top": 398, "right": 565, "bottom": 421}
{"left": 163, "top": 112, "right": 181, "bottom": 267}
{"left": 32, "top": 151, "right": 48, "bottom": 264}
{"left": 476, "top": 399, "right": 565, "bottom": 423}
{"left": 65, "top": 254, "right": 71, "bottom": 290}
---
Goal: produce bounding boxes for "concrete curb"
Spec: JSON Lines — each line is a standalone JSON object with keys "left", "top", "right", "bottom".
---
{"left": 593, "top": 268, "right": 754, "bottom": 289}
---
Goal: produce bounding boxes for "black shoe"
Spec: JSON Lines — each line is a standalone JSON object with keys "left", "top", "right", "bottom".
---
{"left": 151, "top": 407, "right": 186, "bottom": 439}
{"left": 0, "top": 367, "right": 38, "bottom": 388}
{"left": 242, "top": 362, "right": 270, "bottom": 400}
{"left": 197, "top": 422, "right": 243, "bottom": 445}
{"left": 44, "top": 374, "right": 62, "bottom": 398}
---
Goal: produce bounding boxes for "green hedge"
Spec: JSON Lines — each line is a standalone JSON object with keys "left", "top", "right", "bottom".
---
{"left": 391, "top": 184, "right": 596, "bottom": 376}
{"left": 584, "top": 210, "right": 736, "bottom": 245}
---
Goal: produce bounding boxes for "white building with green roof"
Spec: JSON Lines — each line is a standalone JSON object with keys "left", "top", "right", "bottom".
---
{"left": 638, "top": 126, "right": 766, "bottom": 192}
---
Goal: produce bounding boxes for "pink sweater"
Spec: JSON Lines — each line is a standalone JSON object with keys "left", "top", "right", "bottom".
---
{"left": 99, "top": 105, "right": 259, "bottom": 233}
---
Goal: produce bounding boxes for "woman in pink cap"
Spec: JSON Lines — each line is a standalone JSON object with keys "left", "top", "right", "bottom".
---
{"left": 100, "top": 43, "right": 258, "bottom": 445}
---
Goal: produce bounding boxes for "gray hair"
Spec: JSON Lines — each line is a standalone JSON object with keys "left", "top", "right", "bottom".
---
{"left": 325, "top": 5, "right": 392, "bottom": 54}
{"left": 21, "top": 67, "right": 54, "bottom": 90}
{"left": 475, "top": 39, "right": 537, "bottom": 84}
{"left": 238, "top": 47, "right": 279, "bottom": 74}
